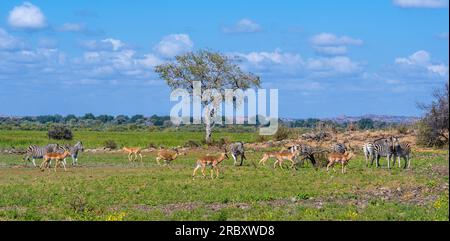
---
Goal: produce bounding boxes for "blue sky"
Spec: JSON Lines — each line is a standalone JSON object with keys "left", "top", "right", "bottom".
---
{"left": 0, "top": 0, "right": 448, "bottom": 118}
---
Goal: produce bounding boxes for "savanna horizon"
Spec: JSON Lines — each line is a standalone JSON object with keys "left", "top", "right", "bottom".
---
{"left": 0, "top": 0, "right": 448, "bottom": 223}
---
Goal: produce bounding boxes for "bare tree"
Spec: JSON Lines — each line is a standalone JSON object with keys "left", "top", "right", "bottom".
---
{"left": 155, "top": 50, "right": 260, "bottom": 143}
{"left": 417, "top": 83, "right": 449, "bottom": 147}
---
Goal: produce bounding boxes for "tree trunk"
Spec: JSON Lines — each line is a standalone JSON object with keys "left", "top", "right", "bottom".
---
{"left": 204, "top": 106, "right": 215, "bottom": 144}
{"left": 205, "top": 121, "right": 212, "bottom": 144}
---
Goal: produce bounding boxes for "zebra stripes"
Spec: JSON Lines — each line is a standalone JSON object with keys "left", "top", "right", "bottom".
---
{"left": 392, "top": 142, "right": 412, "bottom": 169}
{"left": 63, "top": 141, "right": 84, "bottom": 166}
{"left": 24, "top": 144, "right": 60, "bottom": 167}
{"left": 330, "top": 143, "right": 347, "bottom": 154}
{"left": 229, "top": 142, "right": 247, "bottom": 166}
{"left": 362, "top": 142, "right": 374, "bottom": 166}
{"left": 287, "top": 144, "right": 318, "bottom": 167}
{"left": 363, "top": 137, "right": 396, "bottom": 169}
{"left": 24, "top": 141, "right": 84, "bottom": 167}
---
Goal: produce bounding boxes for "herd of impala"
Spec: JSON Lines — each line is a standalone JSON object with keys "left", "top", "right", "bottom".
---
{"left": 36, "top": 136, "right": 411, "bottom": 179}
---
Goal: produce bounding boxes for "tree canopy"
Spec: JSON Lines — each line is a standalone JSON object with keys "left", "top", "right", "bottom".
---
{"left": 155, "top": 49, "right": 261, "bottom": 143}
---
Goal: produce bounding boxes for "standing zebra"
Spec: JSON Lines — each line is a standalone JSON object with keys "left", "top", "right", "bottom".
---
{"left": 287, "top": 144, "right": 318, "bottom": 168}
{"left": 392, "top": 141, "right": 412, "bottom": 169}
{"left": 364, "top": 137, "right": 396, "bottom": 169}
{"left": 330, "top": 143, "right": 347, "bottom": 154}
{"left": 362, "top": 142, "right": 374, "bottom": 167}
{"left": 24, "top": 144, "right": 60, "bottom": 167}
{"left": 61, "top": 141, "right": 84, "bottom": 166}
{"left": 229, "top": 142, "right": 248, "bottom": 166}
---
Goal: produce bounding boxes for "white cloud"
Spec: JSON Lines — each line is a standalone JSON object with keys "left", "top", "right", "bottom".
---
{"left": 234, "top": 49, "right": 303, "bottom": 66}
{"left": 393, "top": 0, "right": 448, "bottom": 8}
{"left": 231, "top": 49, "right": 362, "bottom": 79}
{"left": 427, "top": 64, "right": 449, "bottom": 76}
{"left": 306, "top": 56, "right": 360, "bottom": 74}
{"left": 154, "top": 34, "right": 193, "bottom": 58}
{"left": 223, "top": 19, "right": 262, "bottom": 33}
{"left": 102, "top": 39, "right": 124, "bottom": 51}
{"left": 8, "top": 2, "right": 47, "bottom": 29}
{"left": 0, "top": 28, "right": 24, "bottom": 50}
{"left": 138, "top": 54, "right": 163, "bottom": 67}
{"left": 395, "top": 50, "right": 449, "bottom": 77}
{"left": 310, "top": 33, "right": 362, "bottom": 56}
{"left": 395, "top": 50, "right": 430, "bottom": 65}
{"left": 310, "top": 33, "right": 363, "bottom": 46}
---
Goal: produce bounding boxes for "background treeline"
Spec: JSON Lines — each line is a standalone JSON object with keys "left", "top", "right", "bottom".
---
{"left": 286, "top": 118, "right": 392, "bottom": 130}
{"left": 0, "top": 114, "right": 170, "bottom": 131}
{"left": 0, "top": 113, "right": 403, "bottom": 132}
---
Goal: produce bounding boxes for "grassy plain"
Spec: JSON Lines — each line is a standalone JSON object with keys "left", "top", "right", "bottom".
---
{"left": 0, "top": 144, "right": 448, "bottom": 221}
{"left": 0, "top": 130, "right": 257, "bottom": 149}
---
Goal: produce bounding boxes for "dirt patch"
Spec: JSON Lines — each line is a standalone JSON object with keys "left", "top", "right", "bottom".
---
{"left": 431, "top": 165, "right": 449, "bottom": 177}
{"left": 132, "top": 201, "right": 252, "bottom": 215}
{"left": 127, "top": 183, "right": 446, "bottom": 215}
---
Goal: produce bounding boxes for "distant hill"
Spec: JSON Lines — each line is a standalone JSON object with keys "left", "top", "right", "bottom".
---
{"left": 281, "top": 115, "right": 420, "bottom": 124}
{"left": 327, "top": 115, "right": 420, "bottom": 124}
{"left": 2, "top": 114, "right": 421, "bottom": 125}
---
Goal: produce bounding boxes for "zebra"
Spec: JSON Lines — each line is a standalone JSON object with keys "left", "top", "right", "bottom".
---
{"left": 392, "top": 141, "right": 412, "bottom": 169}
{"left": 330, "top": 143, "right": 347, "bottom": 154}
{"left": 229, "top": 142, "right": 248, "bottom": 166}
{"left": 287, "top": 144, "right": 319, "bottom": 168}
{"left": 58, "top": 141, "right": 84, "bottom": 166}
{"left": 364, "top": 137, "right": 396, "bottom": 169}
{"left": 24, "top": 144, "right": 60, "bottom": 167}
{"left": 362, "top": 142, "right": 374, "bottom": 167}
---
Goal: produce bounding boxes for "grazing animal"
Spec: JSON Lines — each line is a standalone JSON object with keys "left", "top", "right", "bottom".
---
{"left": 229, "top": 142, "right": 248, "bottom": 166}
{"left": 330, "top": 143, "right": 347, "bottom": 154}
{"left": 327, "top": 151, "right": 355, "bottom": 174}
{"left": 40, "top": 150, "right": 71, "bottom": 172}
{"left": 272, "top": 150, "right": 301, "bottom": 169}
{"left": 122, "top": 147, "right": 143, "bottom": 164}
{"left": 362, "top": 142, "right": 374, "bottom": 167}
{"left": 192, "top": 150, "right": 229, "bottom": 180}
{"left": 259, "top": 151, "right": 281, "bottom": 166}
{"left": 286, "top": 144, "right": 318, "bottom": 168}
{"left": 62, "top": 141, "right": 84, "bottom": 166}
{"left": 392, "top": 141, "right": 412, "bottom": 169}
{"left": 259, "top": 150, "right": 300, "bottom": 169}
{"left": 156, "top": 148, "right": 186, "bottom": 166}
{"left": 365, "top": 137, "right": 396, "bottom": 169}
{"left": 24, "top": 144, "right": 60, "bottom": 167}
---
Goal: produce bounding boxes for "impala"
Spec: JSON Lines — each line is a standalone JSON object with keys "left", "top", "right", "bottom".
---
{"left": 40, "top": 150, "right": 71, "bottom": 172}
{"left": 122, "top": 147, "right": 143, "bottom": 165}
{"left": 327, "top": 151, "right": 355, "bottom": 174}
{"left": 192, "top": 149, "right": 229, "bottom": 180}
{"left": 156, "top": 148, "right": 186, "bottom": 166}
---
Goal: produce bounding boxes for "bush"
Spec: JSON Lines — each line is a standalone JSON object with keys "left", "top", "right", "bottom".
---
{"left": 415, "top": 121, "right": 446, "bottom": 148}
{"left": 357, "top": 118, "right": 374, "bottom": 130}
{"left": 396, "top": 125, "right": 409, "bottom": 135}
{"left": 215, "top": 137, "right": 228, "bottom": 148}
{"left": 48, "top": 125, "right": 73, "bottom": 140}
{"left": 274, "top": 125, "right": 290, "bottom": 141}
{"left": 256, "top": 135, "right": 268, "bottom": 143}
{"left": 346, "top": 122, "right": 358, "bottom": 132}
{"left": 416, "top": 83, "right": 449, "bottom": 148}
{"left": 104, "top": 140, "right": 118, "bottom": 149}
{"left": 184, "top": 140, "right": 200, "bottom": 148}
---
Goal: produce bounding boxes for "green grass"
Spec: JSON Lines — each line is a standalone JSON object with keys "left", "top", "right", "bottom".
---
{"left": 0, "top": 147, "right": 448, "bottom": 221}
{"left": 0, "top": 130, "right": 257, "bottom": 149}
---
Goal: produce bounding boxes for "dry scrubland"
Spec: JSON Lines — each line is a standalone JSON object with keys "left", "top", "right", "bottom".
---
{"left": 0, "top": 130, "right": 448, "bottom": 221}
